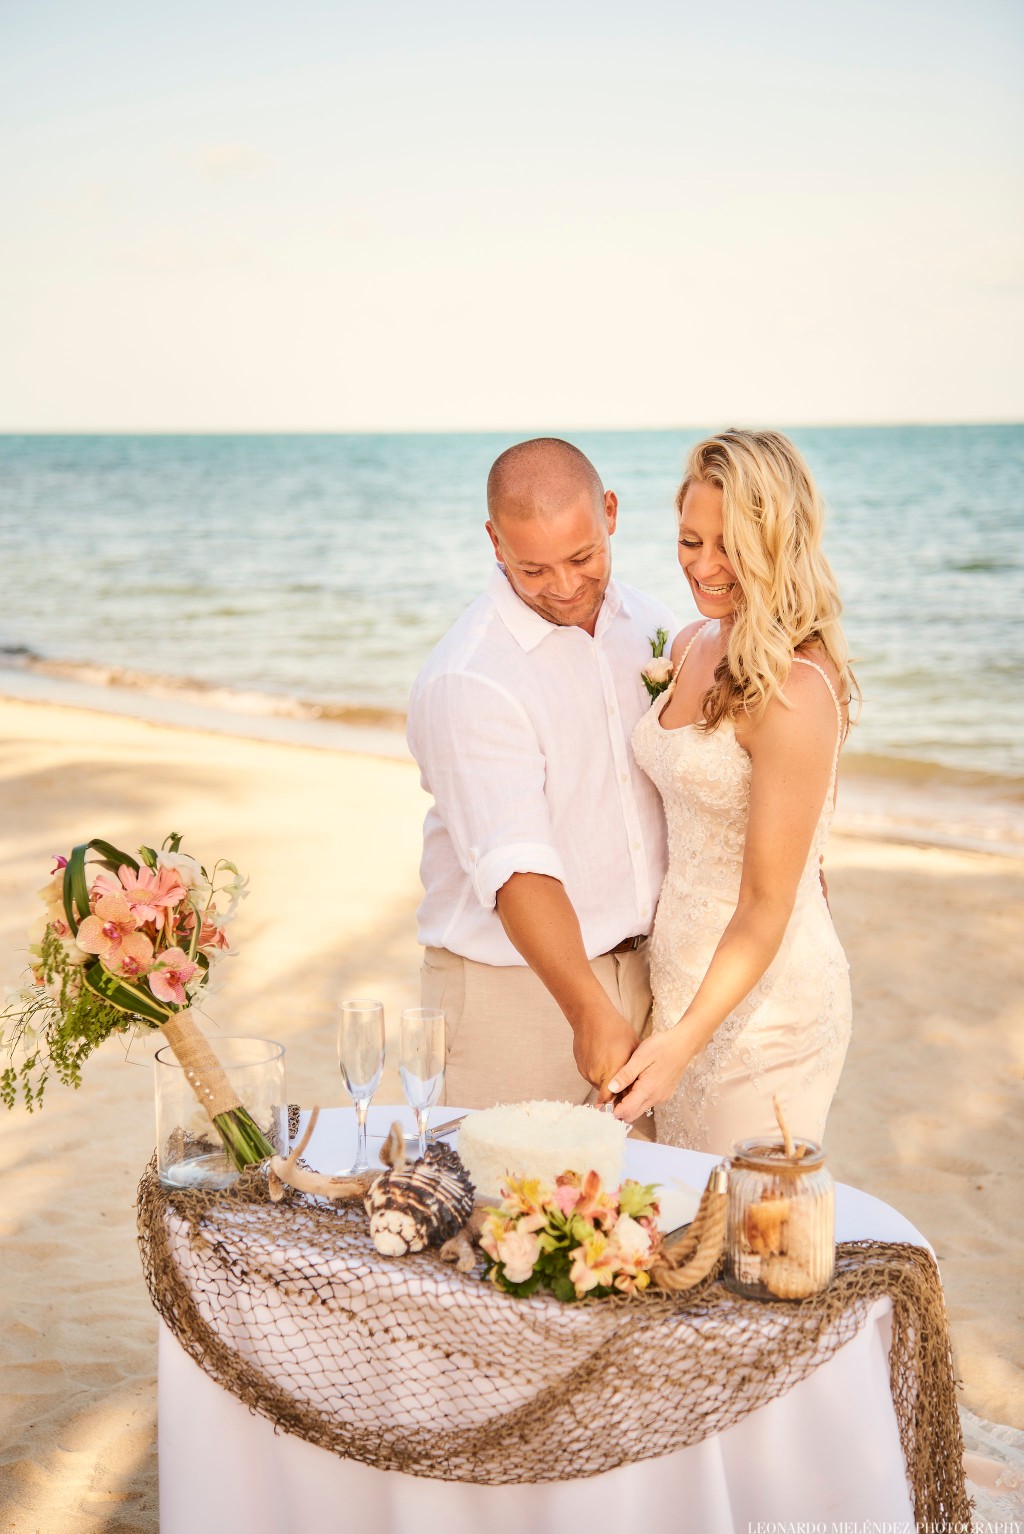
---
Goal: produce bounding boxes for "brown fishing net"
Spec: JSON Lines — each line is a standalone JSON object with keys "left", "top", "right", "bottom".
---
{"left": 137, "top": 1158, "right": 970, "bottom": 1527}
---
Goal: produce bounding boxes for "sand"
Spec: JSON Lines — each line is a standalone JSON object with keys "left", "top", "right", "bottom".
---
{"left": 0, "top": 693, "right": 1021, "bottom": 1531}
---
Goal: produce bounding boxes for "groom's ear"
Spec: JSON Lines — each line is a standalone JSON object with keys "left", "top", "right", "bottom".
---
{"left": 485, "top": 520, "right": 502, "bottom": 560}
{"left": 604, "top": 491, "right": 619, "bottom": 535}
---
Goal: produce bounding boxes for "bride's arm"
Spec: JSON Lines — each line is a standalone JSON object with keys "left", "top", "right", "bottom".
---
{"left": 609, "top": 664, "right": 839, "bottom": 1121}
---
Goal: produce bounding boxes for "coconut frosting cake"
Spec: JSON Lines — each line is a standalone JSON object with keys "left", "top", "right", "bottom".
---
{"left": 456, "top": 1100, "right": 629, "bottom": 1202}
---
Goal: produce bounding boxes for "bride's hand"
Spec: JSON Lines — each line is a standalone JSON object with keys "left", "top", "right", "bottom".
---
{"left": 606, "top": 1028, "right": 698, "bottom": 1122}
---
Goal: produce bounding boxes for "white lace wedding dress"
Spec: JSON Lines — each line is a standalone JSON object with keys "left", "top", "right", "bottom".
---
{"left": 632, "top": 635, "right": 853, "bottom": 1154}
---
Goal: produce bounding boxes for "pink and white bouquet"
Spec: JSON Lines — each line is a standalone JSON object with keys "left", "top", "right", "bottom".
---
{"left": 1, "top": 832, "right": 274, "bottom": 1169}
{"left": 480, "top": 1169, "right": 662, "bottom": 1301}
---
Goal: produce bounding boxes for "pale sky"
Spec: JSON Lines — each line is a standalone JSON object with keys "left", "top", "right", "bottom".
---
{"left": 1, "top": 0, "right": 1021, "bottom": 430}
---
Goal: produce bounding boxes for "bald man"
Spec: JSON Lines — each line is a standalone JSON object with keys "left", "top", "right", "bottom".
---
{"left": 407, "top": 438, "right": 675, "bottom": 1110}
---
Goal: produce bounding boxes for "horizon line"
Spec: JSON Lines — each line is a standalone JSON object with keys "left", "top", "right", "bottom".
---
{"left": 1, "top": 418, "right": 1022, "bottom": 437}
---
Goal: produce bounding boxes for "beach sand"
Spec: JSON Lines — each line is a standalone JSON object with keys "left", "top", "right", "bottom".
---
{"left": 0, "top": 694, "right": 1021, "bottom": 1531}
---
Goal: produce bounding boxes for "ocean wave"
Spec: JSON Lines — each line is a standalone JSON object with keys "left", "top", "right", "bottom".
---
{"left": 0, "top": 650, "right": 407, "bottom": 732}
{"left": 843, "top": 749, "right": 1024, "bottom": 798}
{"left": 950, "top": 557, "right": 1021, "bottom": 573}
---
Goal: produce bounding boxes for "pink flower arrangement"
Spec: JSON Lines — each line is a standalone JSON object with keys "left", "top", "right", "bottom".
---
{"left": 1, "top": 833, "right": 271, "bottom": 1173}
{"left": 24, "top": 836, "right": 243, "bottom": 1018}
{"left": 480, "top": 1169, "right": 662, "bottom": 1301}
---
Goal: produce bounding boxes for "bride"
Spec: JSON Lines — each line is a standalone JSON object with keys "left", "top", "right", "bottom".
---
{"left": 608, "top": 429, "right": 858, "bottom": 1154}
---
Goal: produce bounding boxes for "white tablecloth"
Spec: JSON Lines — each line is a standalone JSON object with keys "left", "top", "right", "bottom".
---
{"left": 158, "top": 1106, "right": 928, "bottom": 1534}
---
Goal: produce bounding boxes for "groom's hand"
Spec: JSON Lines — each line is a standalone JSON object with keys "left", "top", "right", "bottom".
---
{"left": 572, "top": 1001, "right": 642, "bottom": 1102}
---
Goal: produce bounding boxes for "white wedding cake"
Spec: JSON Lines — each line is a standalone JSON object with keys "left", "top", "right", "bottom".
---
{"left": 457, "top": 1100, "right": 629, "bottom": 1202}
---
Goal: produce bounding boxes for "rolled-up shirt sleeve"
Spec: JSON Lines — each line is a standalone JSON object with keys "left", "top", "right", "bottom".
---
{"left": 409, "top": 670, "right": 567, "bottom": 910}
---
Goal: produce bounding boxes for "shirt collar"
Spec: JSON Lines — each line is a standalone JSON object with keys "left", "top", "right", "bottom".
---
{"left": 488, "top": 564, "right": 629, "bottom": 652}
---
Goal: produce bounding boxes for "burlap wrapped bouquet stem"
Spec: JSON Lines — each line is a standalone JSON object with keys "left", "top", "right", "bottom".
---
{"left": 159, "top": 1009, "right": 242, "bottom": 1121}
{"left": 137, "top": 1160, "right": 970, "bottom": 1528}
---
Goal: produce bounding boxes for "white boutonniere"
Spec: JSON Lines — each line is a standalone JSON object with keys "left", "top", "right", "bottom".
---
{"left": 641, "top": 629, "right": 674, "bottom": 700}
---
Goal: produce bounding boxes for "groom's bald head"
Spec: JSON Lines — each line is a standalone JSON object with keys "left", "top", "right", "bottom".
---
{"left": 485, "top": 438, "right": 618, "bottom": 636}
{"left": 486, "top": 438, "right": 605, "bottom": 526}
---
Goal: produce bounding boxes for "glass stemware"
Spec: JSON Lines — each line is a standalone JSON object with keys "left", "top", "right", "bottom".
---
{"left": 399, "top": 1007, "right": 446, "bottom": 1159}
{"left": 337, "top": 998, "right": 385, "bottom": 1173}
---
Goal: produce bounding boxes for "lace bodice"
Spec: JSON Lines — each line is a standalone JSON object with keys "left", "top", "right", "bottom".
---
{"left": 632, "top": 661, "right": 841, "bottom": 912}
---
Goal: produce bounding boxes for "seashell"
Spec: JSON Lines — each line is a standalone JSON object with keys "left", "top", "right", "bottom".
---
{"left": 365, "top": 1142, "right": 476, "bottom": 1257}
{"left": 779, "top": 1196, "right": 817, "bottom": 1267}
{"left": 744, "top": 1195, "right": 790, "bottom": 1257}
{"left": 762, "top": 1254, "right": 818, "bottom": 1300}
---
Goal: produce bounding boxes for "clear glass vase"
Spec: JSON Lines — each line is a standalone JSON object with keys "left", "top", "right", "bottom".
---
{"left": 154, "top": 1035, "right": 287, "bottom": 1189}
{"left": 725, "top": 1135, "right": 835, "bottom": 1300}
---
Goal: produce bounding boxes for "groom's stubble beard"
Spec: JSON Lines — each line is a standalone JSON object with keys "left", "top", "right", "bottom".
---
{"left": 501, "top": 558, "right": 611, "bottom": 632}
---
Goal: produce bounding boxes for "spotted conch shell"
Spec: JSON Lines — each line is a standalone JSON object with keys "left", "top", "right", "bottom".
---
{"left": 365, "top": 1141, "right": 476, "bottom": 1257}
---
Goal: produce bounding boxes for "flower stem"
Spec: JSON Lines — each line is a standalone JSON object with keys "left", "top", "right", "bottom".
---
{"left": 212, "top": 1106, "right": 276, "bottom": 1170}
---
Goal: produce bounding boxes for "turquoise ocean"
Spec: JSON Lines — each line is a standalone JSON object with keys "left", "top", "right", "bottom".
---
{"left": 1, "top": 427, "right": 1022, "bottom": 843}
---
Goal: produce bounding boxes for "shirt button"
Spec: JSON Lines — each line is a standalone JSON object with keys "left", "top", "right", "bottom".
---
{"left": 608, "top": 704, "right": 617, "bottom": 716}
{"left": 632, "top": 840, "right": 641, "bottom": 851}
{"left": 619, "top": 771, "right": 628, "bottom": 783}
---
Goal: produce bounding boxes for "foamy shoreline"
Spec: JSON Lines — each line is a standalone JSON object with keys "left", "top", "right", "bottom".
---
{"left": 0, "top": 691, "right": 1021, "bottom": 1531}
{"left": 2, "top": 661, "right": 1021, "bottom": 857}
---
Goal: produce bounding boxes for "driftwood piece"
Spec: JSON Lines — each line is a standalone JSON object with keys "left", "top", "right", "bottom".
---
{"left": 267, "top": 1106, "right": 373, "bottom": 1203}
{"left": 772, "top": 1094, "right": 807, "bottom": 1160}
{"left": 438, "top": 1206, "right": 489, "bottom": 1272}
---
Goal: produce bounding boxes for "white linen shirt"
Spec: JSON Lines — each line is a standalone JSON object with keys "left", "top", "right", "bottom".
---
{"left": 407, "top": 566, "right": 676, "bottom": 966}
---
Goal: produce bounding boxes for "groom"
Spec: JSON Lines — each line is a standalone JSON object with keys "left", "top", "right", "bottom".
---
{"left": 407, "top": 437, "right": 676, "bottom": 1111}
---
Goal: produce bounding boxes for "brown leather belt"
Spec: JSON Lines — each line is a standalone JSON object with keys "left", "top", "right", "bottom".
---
{"left": 606, "top": 934, "right": 647, "bottom": 955}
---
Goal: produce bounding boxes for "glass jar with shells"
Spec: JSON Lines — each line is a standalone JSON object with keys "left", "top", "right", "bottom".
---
{"left": 725, "top": 1120, "right": 835, "bottom": 1301}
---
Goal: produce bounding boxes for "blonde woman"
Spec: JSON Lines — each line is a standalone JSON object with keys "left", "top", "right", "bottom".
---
{"left": 609, "top": 430, "right": 857, "bottom": 1153}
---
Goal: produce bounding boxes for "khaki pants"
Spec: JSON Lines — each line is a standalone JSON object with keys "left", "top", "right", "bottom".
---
{"left": 420, "top": 944, "right": 653, "bottom": 1124}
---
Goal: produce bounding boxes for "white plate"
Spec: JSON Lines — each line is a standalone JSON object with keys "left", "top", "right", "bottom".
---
{"left": 655, "top": 1179, "right": 702, "bottom": 1234}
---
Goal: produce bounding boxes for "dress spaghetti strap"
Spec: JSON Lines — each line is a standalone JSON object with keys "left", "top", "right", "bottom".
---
{"left": 791, "top": 656, "right": 844, "bottom": 786}
{"left": 675, "top": 620, "right": 715, "bottom": 675}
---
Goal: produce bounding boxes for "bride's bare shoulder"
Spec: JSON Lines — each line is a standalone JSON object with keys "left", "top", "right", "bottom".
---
{"left": 669, "top": 620, "right": 708, "bottom": 666}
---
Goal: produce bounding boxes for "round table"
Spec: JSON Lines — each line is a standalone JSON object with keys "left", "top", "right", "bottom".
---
{"left": 157, "top": 1105, "right": 926, "bottom": 1533}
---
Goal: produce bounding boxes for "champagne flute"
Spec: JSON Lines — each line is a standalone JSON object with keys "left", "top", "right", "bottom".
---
{"left": 337, "top": 998, "right": 385, "bottom": 1173}
{"left": 399, "top": 1007, "right": 446, "bottom": 1159}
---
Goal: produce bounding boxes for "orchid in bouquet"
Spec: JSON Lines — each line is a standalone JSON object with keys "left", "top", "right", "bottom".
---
{"left": 641, "top": 628, "right": 673, "bottom": 700}
{"left": 480, "top": 1169, "right": 662, "bottom": 1302}
{"left": 0, "top": 833, "right": 274, "bottom": 1170}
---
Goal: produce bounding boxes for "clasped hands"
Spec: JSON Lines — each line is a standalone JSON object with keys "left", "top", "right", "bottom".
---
{"left": 573, "top": 1005, "right": 697, "bottom": 1123}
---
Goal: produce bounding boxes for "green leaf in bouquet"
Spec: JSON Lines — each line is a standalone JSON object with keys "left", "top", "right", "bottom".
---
{"left": 185, "top": 916, "right": 201, "bottom": 962}
{"left": 64, "top": 844, "right": 91, "bottom": 934}
{"left": 82, "top": 961, "right": 170, "bottom": 1025}
{"left": 63, "top": 839, "right": 139, "bottom": 933}
{"left": 492, "top": 1265, "right": 543, "bottom": 1299}
{"left": 87, "top": 838, "right": 139, "bottom": 874}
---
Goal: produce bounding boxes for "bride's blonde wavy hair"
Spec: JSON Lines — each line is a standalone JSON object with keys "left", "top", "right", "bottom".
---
{"left": 677, "top": 429, "right": 859, "bottom": 733}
